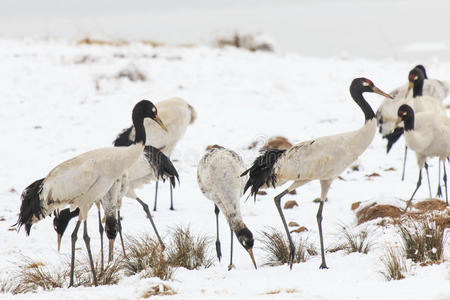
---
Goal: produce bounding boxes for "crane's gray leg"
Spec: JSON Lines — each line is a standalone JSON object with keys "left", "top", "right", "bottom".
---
{"left": 443, "top": 161, "right": 448, "bottom": 205}
{"left": 153, "top": 182, "right": 159, "bottom": 211}
{"left": 401, "top": 146, "right": 408, "bottom": 181}
{"left": 69, "top": 220, "right": 81, "bottom": 287}
{"left": 214, "top": 205, "right": 222, "bottom": 262}
{"left": 169, "top": 184, "right": 174, "bottom": 210}
{"left": 136, "top": 197, "right": 165, "bottom": 249}
{"left": 406, "top": 168, "right": 423, "bottom": 210}
{"left": 228, "top": 226, "right": 234, "bottom": 271}
{"left": 437, "top": 159, "right": 442, "bottom": 197}
{"left": 424, "top": 162, "right": 432, "bottom": 198}
{"left": 83, "top": 220, "right": 98, "bottom": 286}
{"left": 274, "top": 189, "right": 294, "bottom": 269}
{"left": 97, "top": 209, "right": 104, "bottom": 272}
{"left": 317, "top": 180, "right": 331, "bottom": 269}
{"left": 117, "top": 211, "right": 126, "bottom": 258}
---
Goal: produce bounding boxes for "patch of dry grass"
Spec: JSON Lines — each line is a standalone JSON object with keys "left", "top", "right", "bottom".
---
{"left": 329, "top": 224, "right": 372, "bottom": 254}
{"left": 397, "top": 214, "right": 446, "bottom": 264}
{"left": 380, "top": 246, "right": 407, "bottom": 281}
{"left": 166, "top": 226, "right": 214, "bottom": 270}
{"left": 258, "top": 227, "right": 317, "bottom": 266}
{"left": 122, "top": 234, "right": 174, "bottom": 281}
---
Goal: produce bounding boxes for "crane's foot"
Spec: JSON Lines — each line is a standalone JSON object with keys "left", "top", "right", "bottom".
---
{"left": 437, "top": 187, "right": 443, "bottom": 198}
{"left": 319, "top": 262, "right": 329, "bottom": 269}
{"left": 227, "top": 264, "right": 235, "bottom": 271}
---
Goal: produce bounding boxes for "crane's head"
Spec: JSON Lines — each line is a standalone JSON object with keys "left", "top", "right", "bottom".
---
{"left": 350, "top": 78, "right": 393, "bottom": 99}
{"left": 406, "top": 67, "right": 425, "bottom": 97}
{"left": 414, "top": 64, "right": 428, "bottom": 79}
{"left": 53, "top": 208, "right": 79, "bottom": 252}
{"left": 236, "top": 227, "right": 257, "bottom": 269}
{"left": 132, "top": 100, "right": 168, "bottom": 132}
{"left": 393, "top": 104, "right": 414, "bottom": 131}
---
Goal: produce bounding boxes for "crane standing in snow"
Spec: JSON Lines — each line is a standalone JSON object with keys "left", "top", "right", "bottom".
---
{"left": 53, "top": 145, "right": 179, "bottom": 257}
{"left": 16, "top": 100, "right": 168, "bottom": 287}
{"left": 114, "top": 97, "right": 196, "bottom": 211}
{"left": 378, "top": 65, "right": 448, "bottom": 181}
{"left": 242, "top": 78, "right": 392, "bottom": 269}
{"left": 197, "top": 145, "right": 257, "bottom": 270}
{"left": 393, "top": 104, "right": 450, "bottom": 209}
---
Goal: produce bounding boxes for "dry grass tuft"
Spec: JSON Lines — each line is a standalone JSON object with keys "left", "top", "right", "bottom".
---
{"left": 76, "top": 37, "right": 128, "bottom": 46}
{"left": 330, "top": 224, "right": 372, "bottom": 254}
{"left": 380, "top": 246, "right": 407, "bottom": 280}
{"left": 166, "top": 226, "right": 214, "bottom": 270}
{"left": 215, "top": 32, "right": 274, "bottom": 52}
{"left": 259, "top": 227, "right": 316, "bottom": 266}
{"left": 142, "top": 283, "right": 176, "bottom": 298}
{"left": 123, "top": 234, "right": 173, "bottom": 280}
{"left": 356, "top": 203, "right": 403, "bottom": 225}
{"left": 397, "top": 214, "right": 447, "bottom": 264}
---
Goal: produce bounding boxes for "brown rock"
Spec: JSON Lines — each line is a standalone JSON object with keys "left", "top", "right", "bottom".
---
{"left": 262, "top": 136, "right": 293, "bottom": 150}
{"left": 351, "top": 201, "right": 361, "bottom": 210}
{"left": 383, "top": 167, "right": 396, "bottom": 172}
{"left": 288, "top": 221, "right": 299, "bottom": 227}
{"left": 288, "top": 189, "right": 297, "bottom": 195}
{"left": 356, "top": 203, "right": 403, "bottom": 225}
{"left": 284, "top": 200, "right": 298, "bottom": 209}
{"left": 414, "top": 199, "right": 447, "bottom": 212}
{"left": 365, "top": 172, "right": 381, "bottom": 178}
{"left": 290, "top": 226, "right": 308, "bottom": 233}
{"left": 256, "top": 191, "right": 267, "bottom": 195}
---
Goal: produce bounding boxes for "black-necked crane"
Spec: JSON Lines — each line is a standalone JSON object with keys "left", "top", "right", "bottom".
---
{"left": 114, "top": 97, "right": 196, "bottom": 211}
{"left": 393, "top": 104, "right": 450, "bottom": 209}
{"left": 241, "top": 78, "right": 392, "bottom": 269}
{"left": 383, "top": 67, "right": 447, "bottom": 184}
{"left": 16, "top": 100, "right": 167, "bottom": 287}
{"left": 377, "top": 65, "right": 448, "bottom": 135}
{"left": 53, "top": 145, "right": 179, "bottom": 256}
{"left": 197, "top": 145, "right": 257, "bottom": 270}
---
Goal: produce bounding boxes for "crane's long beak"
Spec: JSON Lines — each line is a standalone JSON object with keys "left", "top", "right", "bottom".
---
{"left": 247, "top": 248, "right": 257, "bottom": 269}
{"left": 405, "top": 81, "right": 413, "bottom": 98}
{"left": 373, "top": 86, "right": 393, "bottom": 99}
{"left": 154, "top": 115, "right": 168, "bottom": 133}
{"left": 392, "top": 117, "right": 402, "bottom": 132}
{"left": 57, "top": 233, "right": 62, "bottom": 253}
{"left": 109, "top": 239, "right": 114, "bottom": 262}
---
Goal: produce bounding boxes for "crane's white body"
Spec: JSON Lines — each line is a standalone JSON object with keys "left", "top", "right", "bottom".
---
{"left": 39, "top": 144, "right": 143, "bottom": 222}
{"left": 128, "top": 97, "right": 197, "bottom": 156}
{"left": 273, "top": 119, "right": 377, "bottom": 188}
{"left": 123, "top": 152, "right": 158, "bottom": 199}
{"left": 377, "top": 79, "right": 448, "bottom": 135}
{"left": 197, "top": 147, "right": 248, "bottom": 232}
{"left": 404, "top": 112, "right": 450, "bottom": 167}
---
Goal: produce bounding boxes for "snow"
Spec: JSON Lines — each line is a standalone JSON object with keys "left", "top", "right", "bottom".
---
{"left": 0, "top": 39, "right": 449, "bottom": 299}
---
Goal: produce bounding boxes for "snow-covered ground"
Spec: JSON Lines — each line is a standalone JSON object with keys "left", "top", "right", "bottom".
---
{"left": 0, "top": 39, "right": 449, "bottom": 299}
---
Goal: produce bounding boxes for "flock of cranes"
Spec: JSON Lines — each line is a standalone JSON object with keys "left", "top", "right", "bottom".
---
{"left": 15, "top": 65, "right": 449, "bottom": 286}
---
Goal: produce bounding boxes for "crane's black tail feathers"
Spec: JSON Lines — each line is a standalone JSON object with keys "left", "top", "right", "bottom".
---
{"left": 241, "top": 149, "right": 285, "bottom": 199}
{"left": 113, "top": 126, "right": 133, "bottom": 146}
{"left": 16, "top": 178, "right": 45, "bottom": 235}
{"left": 383, "top": 127, "right": 404, "bottom": 153}
{"left": 144, "top": 146, "right": 180, "bottom": 188}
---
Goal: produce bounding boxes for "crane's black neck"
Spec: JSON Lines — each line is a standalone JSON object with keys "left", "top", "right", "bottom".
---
{"left": 132, "top": 116, "right": 146, "bottom": 145}
{"left": 403, "top": 114, "right": 415, "bottom": 131}
{"left": 412, "top": 77, "right": 424, "bottom": 97}
{"left": 350, "top": 87, "right": 375, "bottom": 122}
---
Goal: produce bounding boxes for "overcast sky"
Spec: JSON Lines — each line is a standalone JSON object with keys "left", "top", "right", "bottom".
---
{"left": 0, "top": 0, "right": 449, "bottom": 60}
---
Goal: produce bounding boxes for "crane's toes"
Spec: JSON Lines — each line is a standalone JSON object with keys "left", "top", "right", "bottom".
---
{"left": 227, "top": 264, "right": 235, "bottom": 271}
{"left": 436, "top": 186, "right": 443, "bottom": 198}
{"left": 319, "top": 263, "right": 329, "bottom": 269}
